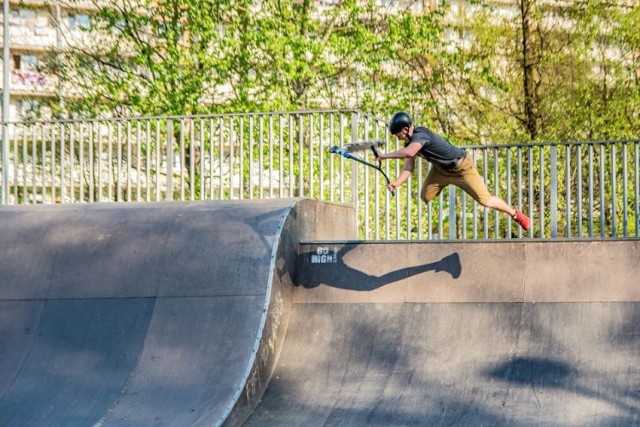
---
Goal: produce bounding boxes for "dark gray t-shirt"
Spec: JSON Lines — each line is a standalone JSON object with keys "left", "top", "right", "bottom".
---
{"left": 405, "top": 126, "right": 466, "bottom": 170}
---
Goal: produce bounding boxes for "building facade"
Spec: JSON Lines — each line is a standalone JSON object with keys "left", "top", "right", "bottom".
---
{"left": 1, "top": 0, "right": 99, "bottom": 121}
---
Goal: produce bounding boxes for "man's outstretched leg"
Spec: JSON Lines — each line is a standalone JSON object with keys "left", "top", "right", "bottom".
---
{"left": 485, "top": 196, "right": 530, "bottom": 231}
{"left": 448, "top": 158, "right": 531, "bottom": 232}
{"left": 421, "top": 158, "right": 531, "bottom": 232}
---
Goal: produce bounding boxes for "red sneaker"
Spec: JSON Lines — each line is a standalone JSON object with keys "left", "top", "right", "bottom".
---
{"left": 512, "top": 209, "right": 530, "bottom": 231}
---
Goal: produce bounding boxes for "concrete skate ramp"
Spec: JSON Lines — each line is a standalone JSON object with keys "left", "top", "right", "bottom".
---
{"left": 0, "top": 199, "right": 355, "bottom": 427}
{"left": 2, "top": 198, "right": 639, "bottom": 427}
{"left": 246, "top": 240, "right": 640, "bottom": 426}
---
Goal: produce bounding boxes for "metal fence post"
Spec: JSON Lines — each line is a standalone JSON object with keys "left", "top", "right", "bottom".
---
{"left": 550, "top": 145, "right": 558, "bottom": 238}
{"left": 350, "top": 111, "right": 359, "bottom": 206}
{"left": 1, "top": 123, "right": 7, "bottom": 205}
{"left": 166, "top": 119, "right": 174, "bottom": 201}
{"left": 298, "top": 114, "right": 304, "bottom": 197}
{"left": 611, "top": 144, "right": 617, "bottom": 237}
{"left": 2, "top": 0, "right": 9, "bottom": 205}
{"left": 449, "top": 188, "right": 456, "bottom": 239}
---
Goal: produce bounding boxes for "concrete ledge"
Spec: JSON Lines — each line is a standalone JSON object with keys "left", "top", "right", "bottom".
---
{"left": 294, "top": 240, "right": 640, "bottom": 303}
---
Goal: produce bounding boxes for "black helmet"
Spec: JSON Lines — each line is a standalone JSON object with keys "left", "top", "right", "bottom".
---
{"left": 389, "top": 112, "right": 412, "bottom": 134}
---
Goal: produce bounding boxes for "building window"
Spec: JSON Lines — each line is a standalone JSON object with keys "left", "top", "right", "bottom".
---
{"left": 13, "top": 55, "right": 38, "bottom": 72}
{"left": 14, "top": 99, "right": 42, "bottom": 120}
{"left": 11, "top": 9, "right": 36, "bottom": 20}
{"left": 14, "top": 100, "right": 22, "bottom": 120}
{"left": 68, "top": 13, "right": 91, "bottom": 30}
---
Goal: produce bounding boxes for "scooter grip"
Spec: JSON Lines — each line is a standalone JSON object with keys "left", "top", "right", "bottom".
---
{"left": 330, "top": 145, "right": 351, "bottom": 158}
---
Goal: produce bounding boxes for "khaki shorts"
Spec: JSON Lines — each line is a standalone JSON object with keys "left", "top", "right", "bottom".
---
{"left": 420, "top": 154, "right": 492, "bottom": 205}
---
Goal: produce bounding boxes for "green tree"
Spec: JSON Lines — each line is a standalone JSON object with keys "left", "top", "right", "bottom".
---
{"left": 46, "top": 0, "right": 251, "bottom": 117}
{"left": 548, "top": 0, "right": 640, "bottom": 141}
{"left": 454, "top": 0, "right": 640, "bottom": 143}
{"left": 41, "top": 0, "right": 639, "bottom": 143}
{"left": 242, "top": 0, "right": 392, "bottom": 111}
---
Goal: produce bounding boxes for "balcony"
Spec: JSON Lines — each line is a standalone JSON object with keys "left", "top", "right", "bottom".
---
{"left": 11, "top": 70, "right": 58, "bottom": 97}
{"left": 0, "top": 12, "right": 57, "bottom": 52}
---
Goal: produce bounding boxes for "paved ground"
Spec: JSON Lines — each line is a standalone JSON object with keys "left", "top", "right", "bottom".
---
{"left": 246, "top": 302, "right": 640, "bottom": 426}
{"left": 0, "top": 200, "right": 638, "bottom": 426}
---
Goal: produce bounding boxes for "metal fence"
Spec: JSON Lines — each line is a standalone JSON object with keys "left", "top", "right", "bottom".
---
{"left": 1, "top": 109, "right": 639, "bottom": 240}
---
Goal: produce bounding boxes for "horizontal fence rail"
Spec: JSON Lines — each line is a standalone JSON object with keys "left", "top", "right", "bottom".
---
{"left": 1, "top": 110, "right": 639, "bottom": 240}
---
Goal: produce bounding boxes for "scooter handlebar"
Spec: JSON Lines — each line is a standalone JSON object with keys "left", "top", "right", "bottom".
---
{"left": 370, "top": 145, "right": 380, "bottom": 160}
{"left": 330, "top": 145, "right": 351, "bottom": 158}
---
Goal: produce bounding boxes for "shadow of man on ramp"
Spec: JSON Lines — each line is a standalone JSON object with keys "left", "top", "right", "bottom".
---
{"left": 296, "top": 244, "right": 461, "bottom": 291}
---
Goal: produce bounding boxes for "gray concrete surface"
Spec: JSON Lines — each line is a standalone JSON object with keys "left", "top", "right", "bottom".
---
{"left": 246, "top": 302, "right": 640, "bottom": 426}
{"left": 293, "top": 240, "right": 640, "bottom": 303}
{"left": 243, "top": 239, "right": 640, "bottom": 426}
{"left": 0, "top": 199, "right": 355, "bottom": 427}
{"left": 1, "top": 199, "right": 638, "bottom": 426}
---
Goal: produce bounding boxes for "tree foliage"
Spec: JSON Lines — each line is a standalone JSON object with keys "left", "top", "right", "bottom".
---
{"left": 453, "top": 0, "right": 640, "bottom": 143}
{"left": 42, "top": 0, "right": 640, "bottom": 142}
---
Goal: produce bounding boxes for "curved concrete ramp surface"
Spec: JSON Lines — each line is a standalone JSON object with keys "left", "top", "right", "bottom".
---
{"left": 246, "top": 240, "right": 640, "bottom": 426}
{"left": 2, "top": 199, "right": 639, "bottom": 426}
{"left": 0, "top": 199, "right": 354, "bottom": 427}
{"left": 248, "top": 302, "right": 640, "bottom": 426}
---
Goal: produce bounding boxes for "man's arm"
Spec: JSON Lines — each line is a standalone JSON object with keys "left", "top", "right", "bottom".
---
{"left": 388, "top": 157, "right": 415, "bottom": 191}
{"left": 376, "top": 142, "right": 422, "bottom": 160}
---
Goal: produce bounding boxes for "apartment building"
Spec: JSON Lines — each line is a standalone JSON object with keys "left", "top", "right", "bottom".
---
{"left": 0, "top": 0, "right": 512, "bottom": 123}
{"left": 3, "top": 0, "right": 635, "bottom": 123}
{"left": 0, "top": 1, "right": 97, "bottom": 121}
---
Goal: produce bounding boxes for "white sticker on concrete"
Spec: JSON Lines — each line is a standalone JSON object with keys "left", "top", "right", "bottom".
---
{"left": 310, "top": 246, "right": 338, "bottom": 264}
